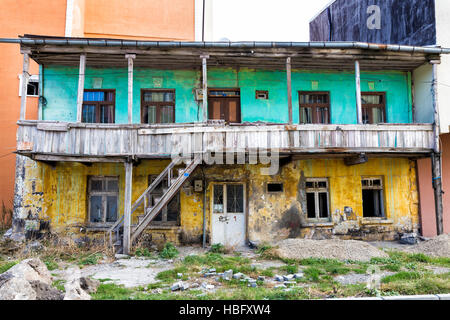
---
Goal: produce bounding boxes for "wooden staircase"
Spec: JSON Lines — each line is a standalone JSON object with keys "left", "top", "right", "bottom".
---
{"left": 108, "top": 155, "right": 201, "bottom": 253}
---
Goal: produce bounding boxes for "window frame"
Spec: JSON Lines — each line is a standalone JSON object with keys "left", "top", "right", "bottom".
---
{"left": 361, "top": 92, "right": 386, "bottom": 124}
{"left": 87, "top": 176, "right": 119, "bottom": 226}
{"left": 361, "top": 176, "right": 386, "bottom": 218}
{"left": 298, "top": 91, "right": 331, "bottom": 124}
{"left": 207, "top": 88, "right": 242, "bottom": 123}
{"left": 211, "top": 182, "right": 246, "bottom": 215}
{"left": 140, "top": 89, "right": 176, "bottom": 124}
{"left": 82, "top": 89, "right": 116, "bottom": 123}
{"left": 305, "top": 178, "right": 330, "bottom": 221}
{"left": 148, "top": 174, "right": 180, "bottom": 226}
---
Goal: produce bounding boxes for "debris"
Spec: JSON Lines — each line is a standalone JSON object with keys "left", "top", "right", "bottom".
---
{"left": 80, "top": 277, "right": 100, "bottom": 294}
{"left": 403, "top": 234, "right": 450, "bottom": 257}
{"left": 274, "top": 239, "right": 388, "bottom": 262}
{"left": 283, "top": 274, "right": 294, "bottom": 281}
{"left": 275, "top": 275, "right": 284, "bottom": 282}
{"left": 399, "top": 233, "right": 418, "bottom": 245}
{"left": 233, "top": 272, "right": 244, "bottom": 279}
{"left": 223, "top": 269, "right": 233, "bottom": 280}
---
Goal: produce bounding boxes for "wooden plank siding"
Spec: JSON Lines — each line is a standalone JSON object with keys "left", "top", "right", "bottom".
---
{"left": 16, "top": 121, "right": 434, "bottom": 161}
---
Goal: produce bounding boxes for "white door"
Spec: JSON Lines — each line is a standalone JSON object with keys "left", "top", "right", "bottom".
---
{"left": 211, "top": 183, "right": 246, "bottom": 247}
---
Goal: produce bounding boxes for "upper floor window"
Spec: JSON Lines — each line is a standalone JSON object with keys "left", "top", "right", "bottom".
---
{"left": 82, "top": 90, "right": 115, "bottom": 123}
{"left": 299, "top": 91, "right": 330, "bottom": 124}
{"left": 361, "top": 92, "right": 386, "bottom": 124}
{"left": 141, "top": 89, "right": 175, "bottom": 124}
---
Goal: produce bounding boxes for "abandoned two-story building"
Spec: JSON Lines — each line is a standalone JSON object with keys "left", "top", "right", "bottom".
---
{"left": 6, "top": 35, "right": 446, "bottom": 254}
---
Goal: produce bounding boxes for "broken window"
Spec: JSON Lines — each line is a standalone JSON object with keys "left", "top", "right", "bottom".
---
{"left": 267, "top": 183, "right": 283, "bottom": 193}
{"left": 141, "top": 89, "right": 175, "bottom": 124}
{"left": 305, "top": 178, "right": 330, "bottom": 220}
{"left": 299, "top": 92, "right": 330, "bottom": 124}
{"left": 362, "top": 177, "right": 385, "bottom": 218}
{"left": 82, "top": 90, "right": 115, "bottom": 123}
{"left": 148, "top": 175, "right": 180, "bottom": 225}
{"left": 212, "top": 183, "right": 244, "bottom": 214}
{"left": 88, "top": 177, "right": 119, "bottom": 224}
{"left": 361, "top": 92, "right": 386, "bottom": 124}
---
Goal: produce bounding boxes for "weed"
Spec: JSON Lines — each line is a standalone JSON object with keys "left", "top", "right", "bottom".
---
{"left": 52, "top": 279, "right": 66, "bottom": 292}
{"left": 91, "top": 283, "right": 134, "bottom": 300}
{"left": 159, "top": 242, "right": 179, "bottom": 259}
{"left": 134, "top": 247, "right": 155, "bottom": 258}
{"left": 156, "top": 266, "right": 189, "bottom": 281}
{"left": 281, "top": 264, "right": 298, "bottom": 274}
{"left": 261, "top": 268, "right": 275, "bottom": 277}
{"left": 0, "top": 261, "right": 17, "bottom": 273}
{"left": 79, "top": 253, "right": 102, "bottom": 266}
{"left": 381, "top": 271, "right": 422, "bottom": 283}
{"left": 256, "top": 243, "right": 273, "bottom": 255}
{"left": 43, "top": 258, "right": 59, "bottom": 271}
{"left": 304, "top": 267, "right": 324, "bottom": 282}
{"left": 210, "top": 243, "right": 226, "bottom": 254}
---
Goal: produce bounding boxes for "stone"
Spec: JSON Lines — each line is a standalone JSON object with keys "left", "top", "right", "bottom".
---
{"left": 233, "top": 272, "right": 244, "bottom": 279}
{"left": 0, "top": 274, "right": 37, "bottom": 300}
{"left": 283, "top": 274, "right": 294, "bottom": 281}
{"left": 171, "top": 282, "right": 182, "bottom": 291}
{"left": 115, "top": 254, "right": 129, "bottom": 260}
{"left": 64, "top": 279, "right": 91, "bottom": 300}
{"left": 177, "top": 273, "right": 183, "bottom": 278}
{"left": 180, "top": 282, "right": 190, "bottom": 291}
{"left": 294, "top": 273, "right": 304, "bottom": 279}
{"left": 29, "top": 280, "right": 63, "bottom": 300}
{"left": 223, "top": 269, "right": 233, "bottom": 280}
{"left": 248, "top": 282, "right": 257, "bottom": 288}
{"left": 7, "top": 258, "right": 52, "bottom": 286}
{"left": 257, "top": 276, "right": 265, "bottom": 282}
{"left": 274, "top": 284, "right": 287, "bottom": 289}
{"left": 80, "top": 277, "right": 100, "bottom": 294}
{"left": 275, "top": 275, "right": 284, "bottom": 282}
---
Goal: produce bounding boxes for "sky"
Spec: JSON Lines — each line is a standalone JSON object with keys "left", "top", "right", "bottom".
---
{"left": 210, "top": 0, "right": 333, "bottom": 41}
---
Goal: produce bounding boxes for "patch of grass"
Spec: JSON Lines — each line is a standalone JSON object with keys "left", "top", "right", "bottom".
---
{"left": 280, "top": 264, "right": 298, "bottom": 274}
{"left": 79, "top": 253, "right": 102, "bottom": 266}
{"left": 381, "top": 273, "right": 450, "bottom": 295}
{"left": 52, "top": 279, "right": 66, "bottom": 292}
{"left": 159, "top": 242, "right": 179, "bottom": 259}
{"left": 0, "top": 261, "right": 17, "bottom": 273}
{"left": 381, "top": 271, "right": 422, "bottom": 283}
{"left": 98, "top": 278, "right": 114, "bottom": 283}
{"left": 304, "top": 267, "right": 324, "bottom": 282}
{"left": 210, "top": 243, "right": 226, "bottom": 254}
{"left": 134, "top": 247, "right": 155, "bottom": 258}
{"left": 91, "top": 283, "right": 134, "bottom": 300}
{"left": 43, "top": 258, "right": 59, "bottom": 271}
{"left": 182, "top": 253, "right": 251, "bottom": 273}
{"left": 256, "top": 243, "right": 273, "bottom": 255}
{"left": 156, "top": 266, "right": 189, "bottom": 282}
{"left": 261, "top": 268, "right": 275, "bottom": 277}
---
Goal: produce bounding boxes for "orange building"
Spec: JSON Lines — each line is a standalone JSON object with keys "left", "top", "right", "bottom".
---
{"left": 0, "top": 0, "right": 197, "bottom": 219}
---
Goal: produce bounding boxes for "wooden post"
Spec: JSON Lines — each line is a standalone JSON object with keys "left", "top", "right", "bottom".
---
{"left": 126, "top": 54, "right": 136, "bottom": 124}
{"left": 286, "top": 57, "right": 293, "bottom": 124}
{"left": 355, "top": 60, "right": 363, "bottom": 124}
{"left": 201, "top": 55, "right": 209, "bottom": 122}
{"left": 123, "top": 161, "right": 133, "bottom": 254}
{"left": 430, "top": 61, "right": 444, "bottom": 235}
{"left": 76, "top": 54, "right": 86, "bottom": 122}
{"left": 20, "top": 51, "right": 30, "bottom": 120}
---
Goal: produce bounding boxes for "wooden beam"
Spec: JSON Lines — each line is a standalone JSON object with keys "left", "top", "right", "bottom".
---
{"left": 431, "top": 61, "right": 444, "bottom": 235}
{"left": 126, "top": 54, "right": 136, "bottom": 124}
{"left": 123, "top": 161, "right": 133, "bottom": 254}
{"left": 286, "top": 57, "right": 293, "bottom": 125}
{"left": 20, "top": 52, "right": 30, "bottom": 120}
{"left": 355, "top": 60, "right": 362, "bottom": 124}
{"left": 201, "top": 55, "right": 209, "bottom": 122}
{"left": 76, "top": 54, "right": 86, "bottom": 122}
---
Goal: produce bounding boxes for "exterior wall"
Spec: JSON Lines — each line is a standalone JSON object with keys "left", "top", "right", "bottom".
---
{"left": 18, "top": 156, "right": 419, "bottom": 243}
{"left": 309, "top": 0, "right": 436, "bottom": 46}
{"left": 42, "top": 66, "right": 413, "bottom": 124}
{"left": 417, "top": 133, "right": 450, "bottom": 236}
{"left": 0, "top": 0, "right": 67, "bottom": 213}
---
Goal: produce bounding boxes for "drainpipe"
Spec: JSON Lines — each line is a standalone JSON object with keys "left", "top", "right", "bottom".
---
{"left": 202, "top": 168, "right": 207, "bottom": 248}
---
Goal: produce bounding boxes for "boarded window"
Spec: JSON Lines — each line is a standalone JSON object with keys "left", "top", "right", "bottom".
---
{"left": 148, "top": 175, "right": 180, "bottom": 225}
{"left": 361, "top": 92, "right": 386, "bottom": 124}
{"left": 305, "top": 178, "right": 330, "bottom": 219}
{"left": 141, "top": 89, "right": 175, "bottom": 124}
{"left": 362, "top": 177, "right": 385, "bottom": 218}
{"left": 299, "top": 91, "right": 330, "bottom": 124}
{"left": 88, "top": 177, "right": 119, "bottom": 224}
{"left": 82, "top": 90, "right": 115, "bottom": 123}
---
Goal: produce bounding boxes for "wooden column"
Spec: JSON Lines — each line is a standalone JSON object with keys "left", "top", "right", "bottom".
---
{"left": 19, "top": 51, "right": 30, "bottom": 120}
{"left": 286, "top": 57, "right": 293, "bottom": 124}
{"left": 123, "top": 161, "right": 133, "bottom": 254}
{"left": 76, "top": 54, "right": 86, "bottom": 122}
{"left": 355, "top": 60, "right": 363, "bottom": 124}
{"left": 201, "top": 54, "right": 209, "bottom": 122}
{"left": 126, "top": 54, "right": 136, "bottom": 124}
{"left": 430, "top": 61, "right": 444, "bottom": 235}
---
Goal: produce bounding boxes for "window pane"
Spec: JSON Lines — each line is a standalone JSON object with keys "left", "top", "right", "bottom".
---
{"left": 318, "top": 192, "right": 328, "bottom": 218}
{"left": 306, "top": 193, "right": 316, "bottom": 218}
{"left": 317, "top": 107, "right": 329, "bottom": 124}
{"left": 147, "top": 106, "right": 157, "bottom": 124}
{"left": 362, "top": 107, "right": 370, "bottom": 124}
{"left": 160, "top": 106, "right": 174, "bottom": 123}
{"left": 153, "top": 211, "right": 162, "bottom": 221}
{"left": 213, "top": 185, "right": 224, "bottom": 213}
{"left": 91, "top": 180, "right": 103, "bottom": 192}
{"left": 300, "top": 107, "right": 312, "bottom": 124}
{"left": 107, "top": 180, "right": 118, "bottom": 192}
{"left": 362, "top": 95, "right": 381, "bottom": 104}
{"left": 84, "top": 91, "right": 105, "bottom": 102}
{"left": 100, "top": 105, "right": 114, "bottom": 123}
{"left": 90, "top": 196, "right": 103, "bottom": 223}
{"left": 82, "top": 105, "right": 96, "bottom": 123}
{"left": 372, "top": 107, "right": 383, "bottom": 124}
{"left": 106, "top": 196, "right": 118, "bottom": 222}
{"left": 227, "top": 184, "right": 244, "bottom": 213}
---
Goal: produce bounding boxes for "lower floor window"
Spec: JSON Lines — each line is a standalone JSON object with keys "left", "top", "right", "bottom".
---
{"left": 305, "top": 178, "right": 330, "bottom": 219}
{"left": 213, "top": 183, "right": 244, "bottom": 214}
{"left": 148, "top": 175, "right": 180, "bottom": 225}
{"left": 88, "top": 177, "right": 119, "bottom": 224}
{"left": 362, "top": 177, "right": 385, "bottom": 218}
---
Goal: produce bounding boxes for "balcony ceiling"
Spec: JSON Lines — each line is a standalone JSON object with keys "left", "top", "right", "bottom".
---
{"left": 17, "top": 35, "right": 442, "bottom": 71}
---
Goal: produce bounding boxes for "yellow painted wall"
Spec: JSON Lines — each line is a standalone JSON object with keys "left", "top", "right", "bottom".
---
{"left": 20, "top": 156, "right": 419, "bottom": 243}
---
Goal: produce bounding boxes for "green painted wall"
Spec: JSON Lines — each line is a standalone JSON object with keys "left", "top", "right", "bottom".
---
{"left": 41, "top": 66, "right": 412, "bottom": 124}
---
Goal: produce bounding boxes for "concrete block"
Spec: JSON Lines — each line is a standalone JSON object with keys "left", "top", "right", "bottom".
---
{"left": 436, "top": 294, "right": 450, "bottom": 300}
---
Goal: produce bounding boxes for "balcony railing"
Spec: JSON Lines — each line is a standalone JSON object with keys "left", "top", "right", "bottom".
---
{"left": 16, "top": 120, "right": 435, "bottom": 161}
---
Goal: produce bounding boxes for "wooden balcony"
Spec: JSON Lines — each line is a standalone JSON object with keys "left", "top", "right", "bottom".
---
{"left": 16, "top": 120, "right": 435, "bottom": 162}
